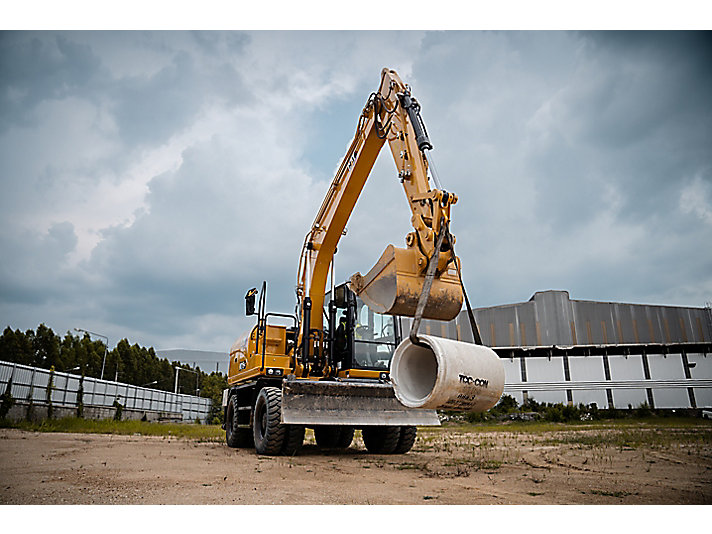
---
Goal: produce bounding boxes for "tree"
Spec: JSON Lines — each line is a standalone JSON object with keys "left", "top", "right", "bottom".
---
{"left": 33, "top": 324, "right": 60, "bottom": 368}
{"left": 0, "top": 327, "right": 33, "bottom": 365}
{"left": 200, "top": 372, "right": 228, "bottom": 424}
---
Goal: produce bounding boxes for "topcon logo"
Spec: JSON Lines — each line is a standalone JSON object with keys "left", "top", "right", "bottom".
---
{"left": 459, "top": 374, "right": 488, "bottom": 388}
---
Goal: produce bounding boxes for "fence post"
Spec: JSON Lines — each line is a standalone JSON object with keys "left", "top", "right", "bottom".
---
{"left": 46, "top": 367, "right": 55, "bottom": 419}
{"left": 62, "top": 372, "right": 69, "bottom": 407}
{"left": 77, "top": 373, "right": 84, "bottom": 418}
{"left": 26, "top": 368, "right": 36, "bottom": 420}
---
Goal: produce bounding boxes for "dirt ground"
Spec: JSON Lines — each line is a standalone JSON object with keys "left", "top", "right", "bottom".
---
{"left": 1, "top": 424, "right": 710, "bottom": 505}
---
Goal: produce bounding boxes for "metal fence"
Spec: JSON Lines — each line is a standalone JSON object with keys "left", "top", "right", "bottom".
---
{"left": 0, "top": 360, "right": 212, "bottom": 422}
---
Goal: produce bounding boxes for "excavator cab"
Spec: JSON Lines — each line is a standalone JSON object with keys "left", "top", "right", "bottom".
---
{"left": 328, "top": 283, "right": 402, "bottom": 376}
{"left": 353, "top": 303, "right": 398, "bottom": 369}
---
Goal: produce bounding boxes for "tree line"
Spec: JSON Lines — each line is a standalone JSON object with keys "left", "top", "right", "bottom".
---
{"left": 0, "top": 324, "right": 227, "bottom": 424}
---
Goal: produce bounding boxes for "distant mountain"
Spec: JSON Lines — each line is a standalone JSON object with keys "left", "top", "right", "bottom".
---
{"left": 156, "top": 349, "right": 229, "bottom": 374}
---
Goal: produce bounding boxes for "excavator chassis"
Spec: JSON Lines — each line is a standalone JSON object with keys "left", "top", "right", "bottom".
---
{"left": 280, "top": 378, "right": 440, "bottom": 426}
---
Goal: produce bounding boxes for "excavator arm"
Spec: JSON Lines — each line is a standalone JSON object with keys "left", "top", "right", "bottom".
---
{"left": 295, "top": 68, "right": 464, "bottom": 372}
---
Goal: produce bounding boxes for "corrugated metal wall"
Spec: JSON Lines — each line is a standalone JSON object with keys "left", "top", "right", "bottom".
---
{"left": 468, "top": 290, "right": 712, "bottom": 347}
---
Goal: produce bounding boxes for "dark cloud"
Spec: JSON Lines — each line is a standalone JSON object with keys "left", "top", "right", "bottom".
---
{"left": 0, "top": 222, "right": 78, "bottom": 305}
{"left": 0, "top": 33, "right": 103, "bottom": 132}
{"left": 110, "top": 51, "right": 202, "bottom": 144}
{"left": 81, "top": 124, "right": 318, "bottom": 342}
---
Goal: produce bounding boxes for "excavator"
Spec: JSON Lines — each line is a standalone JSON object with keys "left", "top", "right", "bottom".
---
{"left": 222, "top": 68, "right": 499, "bottom": 456}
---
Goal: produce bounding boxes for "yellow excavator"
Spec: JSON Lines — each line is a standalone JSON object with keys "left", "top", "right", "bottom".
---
{"left": 222, "top": 68, "right": 486, "bottom": 455}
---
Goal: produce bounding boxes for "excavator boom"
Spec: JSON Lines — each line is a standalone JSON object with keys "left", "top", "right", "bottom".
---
{"left": 296, "top": 68, "right": 463, "bottom": 364}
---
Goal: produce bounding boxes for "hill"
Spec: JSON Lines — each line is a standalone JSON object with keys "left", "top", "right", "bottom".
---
{"left": 156, "top": 349, "right": 228, "bottom": 374}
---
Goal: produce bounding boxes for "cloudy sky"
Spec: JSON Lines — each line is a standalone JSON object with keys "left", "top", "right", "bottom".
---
{"left": 1, "top": 30, "right": 711, "bottom": 353}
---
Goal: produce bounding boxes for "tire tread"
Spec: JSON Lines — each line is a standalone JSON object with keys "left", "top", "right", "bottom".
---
{"left": 362, "top": 426, "right": 401, "bottom": 454}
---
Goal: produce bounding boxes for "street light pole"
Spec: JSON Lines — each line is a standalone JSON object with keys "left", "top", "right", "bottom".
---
{"left": 174, "top": 366, "right": 200, "bottom": 395}
{"left": 74, "top": 328, "right": 109, "bottom": 380}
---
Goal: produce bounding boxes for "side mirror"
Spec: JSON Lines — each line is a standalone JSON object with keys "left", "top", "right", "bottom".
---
{"left": 245, "top": 288, "right": 258, "bottom": 316}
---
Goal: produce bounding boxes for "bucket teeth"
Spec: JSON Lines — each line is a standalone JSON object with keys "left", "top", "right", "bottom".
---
{"left": 349, "top": 245, "right": 463, "bottom": 321}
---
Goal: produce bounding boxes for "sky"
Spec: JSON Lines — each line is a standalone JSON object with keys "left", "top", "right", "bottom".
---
{"left": 1, "top": 29, "right": 711, "bottom": 353}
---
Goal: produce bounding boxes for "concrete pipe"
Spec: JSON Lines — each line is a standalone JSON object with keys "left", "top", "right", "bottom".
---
{"left": 390, "top": 334, "right": 504, "bottom": 412}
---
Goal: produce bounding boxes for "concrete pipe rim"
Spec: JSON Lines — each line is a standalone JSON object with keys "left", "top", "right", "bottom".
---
{"left": 391, "top": 335, "right": 443, "bottom": 409}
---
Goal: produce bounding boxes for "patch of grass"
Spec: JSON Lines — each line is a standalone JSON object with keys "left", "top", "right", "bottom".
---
{"left": 436, "top": 416, "right": 710, "bottom": 435}
{"left": 444, "top": 458, "right": 502, "bottom": 471}
{"left": 540, "top": 427, "right": 712, "bottom": 449}
{"left": 393, "top": 461, "right": 428, "bottom": 470}
{"left": 0, "top": 417, "right": 224, "bottom": 440}
{"left": 588, "top": 489, "right": 633, "bottom": 498}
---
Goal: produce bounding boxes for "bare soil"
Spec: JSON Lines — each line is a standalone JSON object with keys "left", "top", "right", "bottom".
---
{"left": 1, "top": 424, "right": 710, "bottom": 505}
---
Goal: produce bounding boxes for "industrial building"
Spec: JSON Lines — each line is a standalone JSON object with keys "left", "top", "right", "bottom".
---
{"left": 416, "top": 290, "right": 712, "bottom": 410}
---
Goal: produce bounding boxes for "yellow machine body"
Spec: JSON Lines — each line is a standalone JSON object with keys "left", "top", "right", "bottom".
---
{"left": 227, "top": 324, "right": 390, "bottom": 387}
{"left": 227, "top": 325, "right": 292, "bottom": 385}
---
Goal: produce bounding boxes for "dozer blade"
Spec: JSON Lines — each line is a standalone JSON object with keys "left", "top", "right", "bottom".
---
{"left": 281, "top": 379, "right": 441, "bottom": 426}
{"left": 349, "top": 245, "right": 463, "bottom": 321}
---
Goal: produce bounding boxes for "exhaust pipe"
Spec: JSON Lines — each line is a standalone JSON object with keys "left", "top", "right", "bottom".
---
{"left": 390, "top": 334, "right": 504, "bottom": 412}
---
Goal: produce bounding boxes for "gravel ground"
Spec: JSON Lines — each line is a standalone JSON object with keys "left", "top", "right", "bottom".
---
{"left": 1, "top": 424, "right": 710, "bottom": 505}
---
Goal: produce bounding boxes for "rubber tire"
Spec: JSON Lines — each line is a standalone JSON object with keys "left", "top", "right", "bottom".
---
{"left": 393, "top": 426, "right": 417, "bottom": 454}
{"left": 225, "top": 395, "right": 254, "bottom": 448}
{"left": 361, "top": 426, "right": 401, "bottom": 454}
{"left": 253, "top": 387, "right": 287, "bottom": 455}
{"left": 314, "top": 426, "right": 355, "bottom": 449}
{"left": 282, "top": 425, "right": 305, "bottom": 456}
{"left": 335, "top": 426, "right": 355, "bottom": 449}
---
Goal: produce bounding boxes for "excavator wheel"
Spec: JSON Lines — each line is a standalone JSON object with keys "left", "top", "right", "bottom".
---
{"left": 314, "top": 426, "right": 355, "bottom": 450}
{"left": 225, "top": 394, "right": 254, "bottom": 448}
{"left": 361, "top": 426, "right": 401, "bottom": 454}
{"left": 253, "top": 387, "right": 288, "bottom": 455}
{"left": 335, "top": 426, "right": 355, "bottom": 448}
{"left": 393, "top": 426, "right": 417, "bottom": 454}
{"left": 282, "top": 424, "right": 305, "bottom": 456}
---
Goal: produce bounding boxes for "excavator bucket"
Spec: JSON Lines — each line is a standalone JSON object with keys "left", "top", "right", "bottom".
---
{"left": 281, "top": 379, "right": 440, "bottom": 426}
{"left": 349, "top": 245, "right": 463, "bottom": 321}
